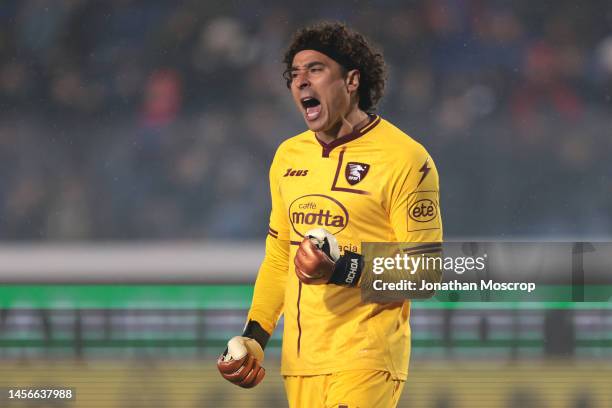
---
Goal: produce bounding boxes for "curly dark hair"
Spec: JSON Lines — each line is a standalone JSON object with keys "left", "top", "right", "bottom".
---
{"left": 283, "top": 21, "right": 386, "bottom": 112}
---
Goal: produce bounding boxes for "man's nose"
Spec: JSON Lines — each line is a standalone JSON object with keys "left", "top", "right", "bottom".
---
{"left": 296, "top": 72, "right": 310, "bottom": 89}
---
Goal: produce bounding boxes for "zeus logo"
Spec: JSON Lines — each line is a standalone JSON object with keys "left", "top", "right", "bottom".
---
{"left": 345, "top": 259, "right": 359, "bottom": 284}
{"left": 284, "top": 168, "right": 308, "bottom": 177}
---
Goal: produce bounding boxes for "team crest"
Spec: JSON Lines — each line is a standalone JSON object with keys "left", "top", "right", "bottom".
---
{"left": 345, "top": 162, "right": 370, "bottom": 185}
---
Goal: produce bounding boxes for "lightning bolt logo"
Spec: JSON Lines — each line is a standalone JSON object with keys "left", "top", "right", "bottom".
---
{"left": 417, "top": 158, "right": 431, "bottom": 187}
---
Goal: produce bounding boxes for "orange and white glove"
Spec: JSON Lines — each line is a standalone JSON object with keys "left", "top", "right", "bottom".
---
{"left": 217, "top": 336, "right": 265, "bottom": 388}
{"left": 294, "top": 228, "right": 364, "bottom": 286}
{"left": 216, "top": 320, "right": 269, "bottom": 388}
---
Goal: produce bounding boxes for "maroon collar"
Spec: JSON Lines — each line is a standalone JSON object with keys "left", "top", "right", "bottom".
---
{"left": 315, "top": 114, "right": 381, "bottom": 158}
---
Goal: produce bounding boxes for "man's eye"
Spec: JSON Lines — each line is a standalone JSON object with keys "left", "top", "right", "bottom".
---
{"left": 310, "top": 67, "right": 322, "bottom": 73}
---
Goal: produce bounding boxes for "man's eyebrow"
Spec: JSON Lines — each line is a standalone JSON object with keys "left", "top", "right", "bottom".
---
{"left": 290, "top": 61, "right": 326, "bottom": 70}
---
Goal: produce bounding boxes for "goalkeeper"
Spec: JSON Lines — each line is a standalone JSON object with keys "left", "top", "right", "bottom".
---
{"left": 217, "top": 21, "right": 443, "bottom": 407}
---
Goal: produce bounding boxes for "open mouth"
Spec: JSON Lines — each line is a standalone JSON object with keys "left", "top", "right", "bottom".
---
{"left": 301, "top": 97, "right": 321, "bottom": 121}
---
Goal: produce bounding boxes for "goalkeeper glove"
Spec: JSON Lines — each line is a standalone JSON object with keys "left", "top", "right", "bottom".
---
{"left": 294, "top": 228, "right": 364, "bottom": 286}
{"left": 216, "top": 320, "right": 269, "bottom": 388}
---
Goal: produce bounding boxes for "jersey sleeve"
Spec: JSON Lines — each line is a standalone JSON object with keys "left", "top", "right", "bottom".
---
{"left": 389, "top": 145, "right": 443, "bottom": 244}
{"left": 375, "top": 145, "right": 443, "bottom": 298}
{"left": 246, "top": 145, "right": 290, "bottom": 335}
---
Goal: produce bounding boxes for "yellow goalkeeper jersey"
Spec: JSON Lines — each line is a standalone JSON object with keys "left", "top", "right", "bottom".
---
{"left": 247, "top": 115, "right": 443, "bottom": 380}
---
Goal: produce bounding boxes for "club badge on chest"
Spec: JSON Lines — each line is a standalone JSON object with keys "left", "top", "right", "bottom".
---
{"left": 345, "top": 162, "right": 370, "bottom": 185}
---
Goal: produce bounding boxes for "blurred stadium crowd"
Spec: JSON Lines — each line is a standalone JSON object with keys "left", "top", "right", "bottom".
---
{"left": 1, "top": 0, "right": 611, "bottom": 240}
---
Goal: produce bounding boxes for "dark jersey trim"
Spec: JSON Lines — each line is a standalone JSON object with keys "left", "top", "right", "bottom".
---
{"left": 268, "top": 228, "right": 278, "bottom": 239}
{"left": 296, "top": 281, "right": 303, "bottom": 356}
{"left": 316, "top": 114, "right": 381, "bottom": 158}
{"left": 403, "top": 247, "right": 442, "bottom": 257}
{"left": 400, "top": 243, "right": 443, "bottom": 254}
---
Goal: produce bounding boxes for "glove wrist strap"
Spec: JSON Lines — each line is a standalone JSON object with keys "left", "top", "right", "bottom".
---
{"left": 328, "top": 251, "right": 363, "bottom": 287}
{"left": 242, "top": 320, "right": 270, "bottom": 350}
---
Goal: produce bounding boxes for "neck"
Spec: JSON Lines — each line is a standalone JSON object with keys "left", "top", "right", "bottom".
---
{"left": 316, "top": 107, "right": 370, "bottom": 144}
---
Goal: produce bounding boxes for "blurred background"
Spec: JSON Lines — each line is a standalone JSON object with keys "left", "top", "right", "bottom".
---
{"left": 0, "top": 0, "right": 611, "bottom": 407}
{"left": 1, "top": 0, "right": 612, "bottom": 239}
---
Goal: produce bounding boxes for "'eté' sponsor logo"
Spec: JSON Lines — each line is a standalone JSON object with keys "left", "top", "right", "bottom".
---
{"left": 408, "top": 199, "right": 437, "bottom": 222}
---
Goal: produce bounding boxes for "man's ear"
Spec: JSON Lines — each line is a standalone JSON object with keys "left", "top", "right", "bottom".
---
{"left": 346, "top": 69, "right": 360, "bottom": 93}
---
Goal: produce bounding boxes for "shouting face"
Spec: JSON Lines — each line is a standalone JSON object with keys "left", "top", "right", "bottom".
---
{"left": 289, "top": 50, "right": 359, "bottom": 134}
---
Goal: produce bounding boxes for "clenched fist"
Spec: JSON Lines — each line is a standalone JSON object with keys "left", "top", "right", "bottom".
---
{"left": 294, "top": 228, "right": 364, "bottom": 287}
{"left": 294, "top": 237, "right": 336, "bottom": 284}
{"left": 217, "top": 336, "right": 265, "bottom": 388}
